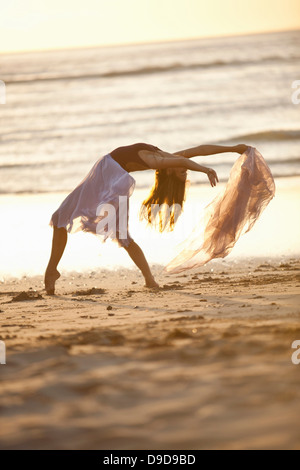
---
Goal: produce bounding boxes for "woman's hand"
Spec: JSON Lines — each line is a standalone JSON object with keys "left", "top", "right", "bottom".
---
{"left": 205, "top": 168, "right": 219, "bottom": 187}
{"left": 235, "top": 144, "right": 249, "bottom": 154}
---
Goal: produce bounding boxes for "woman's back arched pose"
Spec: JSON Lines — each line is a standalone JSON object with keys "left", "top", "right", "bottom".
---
{"left": 44, "top": 142, "right": 248, "bottom": 294}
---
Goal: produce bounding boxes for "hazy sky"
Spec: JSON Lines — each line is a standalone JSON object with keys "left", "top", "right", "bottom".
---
{"left": 1, "top": 0, "right": 300, "bottom": 53}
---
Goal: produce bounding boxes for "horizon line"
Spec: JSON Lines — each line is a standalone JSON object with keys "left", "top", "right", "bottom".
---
{"left": 1, "top": 26, "right": 299, "bottom": 57}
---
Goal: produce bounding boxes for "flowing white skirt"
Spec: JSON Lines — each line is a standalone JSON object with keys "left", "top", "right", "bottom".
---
{"left": 50, "top": 154, "right": 136, "bottom": 247}
{"left": 165, "top": 146, "right": 276, "bottom": 273}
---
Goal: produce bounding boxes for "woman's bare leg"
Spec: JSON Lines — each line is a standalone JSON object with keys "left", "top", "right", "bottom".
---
{"left": 123, "top": 240, "right": 159, "bottom": 288}
{"left": 44, "top": 226, "right": 68, "bottom": 294}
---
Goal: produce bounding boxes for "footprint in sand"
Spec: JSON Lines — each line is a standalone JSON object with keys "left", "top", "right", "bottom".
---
{"left": 10, "top": 291, "right": 43, "bottom": 302}
{"left": 73, "top": 287, "right": 106, "bottom": 296}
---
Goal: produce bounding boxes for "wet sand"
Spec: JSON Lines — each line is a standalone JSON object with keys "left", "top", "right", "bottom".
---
{"left": 0, "top": 257, "right": 300, "bottom": 449}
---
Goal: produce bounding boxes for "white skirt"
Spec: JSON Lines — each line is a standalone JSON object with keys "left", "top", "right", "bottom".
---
{"left": 50, "top": 154, "right": 136, "bottom": 247}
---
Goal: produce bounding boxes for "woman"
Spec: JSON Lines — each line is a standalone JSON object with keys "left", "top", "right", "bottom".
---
{"left": 45, "top": 142, "right": 248, "bottom": 294}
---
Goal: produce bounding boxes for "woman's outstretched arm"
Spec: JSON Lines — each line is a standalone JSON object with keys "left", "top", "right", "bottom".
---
{"left": 174, "top": 144, "right": 248, "bottom": 158}
{"left": 138, "top": 149, "right": 219, "bottom": 186}
{"left": 140, "top": 149, "right": 211, "bottom": 173}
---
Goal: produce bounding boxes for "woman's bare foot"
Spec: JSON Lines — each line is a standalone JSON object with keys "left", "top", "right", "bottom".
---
{"left": 44, "top": 269, "right": 61, "bottom": 295}
{"left": 144, "top": 276, "right": 159, "bottom": 288}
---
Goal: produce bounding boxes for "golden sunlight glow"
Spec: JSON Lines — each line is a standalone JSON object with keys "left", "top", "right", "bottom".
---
{"left": 1, "top": 180, "right": 299, "bottom": 278}
{"left": 0, "top": 0, "right": 300, "bottom": 53}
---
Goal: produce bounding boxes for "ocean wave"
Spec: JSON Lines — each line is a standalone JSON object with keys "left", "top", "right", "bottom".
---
{"left": 1, "top": 156, "right": 300, "bottom": 171}
{"left": 2, "top": 126, "right": 300, "bottom": 147}
{"left": 220, "top": 129, "right": 300, "bottom": 143}
{"left": 4, "top": 55, "right": 299, "bottom": 85}
{"left": 0, "top": 171, "right": 299, "bottom": 196}
{"left": 0, "top": 162, "right": 53, "bottom": 170}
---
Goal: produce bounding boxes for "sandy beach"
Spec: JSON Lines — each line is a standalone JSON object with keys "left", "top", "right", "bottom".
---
{"left": 1, "top": 26, "right": 299, "bottom": 451}
{"left": 0, "top": 256, "right": 299, "bottom": 450}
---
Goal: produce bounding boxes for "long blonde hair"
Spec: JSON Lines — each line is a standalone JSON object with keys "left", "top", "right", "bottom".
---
{"left": 139, "top": 169, "right": 188, "bottom": 232}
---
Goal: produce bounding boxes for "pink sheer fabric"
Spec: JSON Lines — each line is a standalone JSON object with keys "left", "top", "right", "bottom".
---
{"left": 165, "top": 146, "right": 275, "bottom": 273}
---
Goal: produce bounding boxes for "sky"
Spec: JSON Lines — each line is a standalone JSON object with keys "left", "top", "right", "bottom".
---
{"left": 0, "top": 0, "right": 300, "bottom": 53}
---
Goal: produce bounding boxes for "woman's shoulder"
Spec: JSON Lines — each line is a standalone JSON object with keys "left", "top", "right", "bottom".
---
{"left": 132, "top": 142, "right": 161, "bottom": 152}
{"left": 110, "top": 143, "right": 160, "bottom": 155}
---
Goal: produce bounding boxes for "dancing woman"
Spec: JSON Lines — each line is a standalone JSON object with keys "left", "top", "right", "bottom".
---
{"left": 44, "top": 142, "right": 248, "bottom": 294}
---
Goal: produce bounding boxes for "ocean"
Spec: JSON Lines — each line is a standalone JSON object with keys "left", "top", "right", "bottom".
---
{"left": 1, "top": 29, "right": 300, "bottom": 195}
{"left": 0, "top": 30, "right": 300, "bottom": 277}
